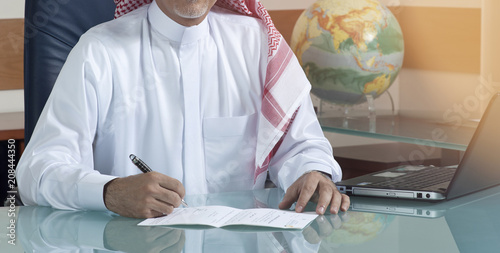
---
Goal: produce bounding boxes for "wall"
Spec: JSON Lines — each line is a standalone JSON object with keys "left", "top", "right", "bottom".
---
{"left": 481, "top": 0, "right": 500, "bottom": 113}
{"left": 0, "top": 0, "right": 24, "bottom": 113}
{"left": 395, "top": 2, "right": 483, "bottom": 122}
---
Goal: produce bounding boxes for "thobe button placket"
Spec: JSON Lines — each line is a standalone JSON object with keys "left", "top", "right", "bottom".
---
{"left": 179, "top": 42, "right": 207, "bottom": 195}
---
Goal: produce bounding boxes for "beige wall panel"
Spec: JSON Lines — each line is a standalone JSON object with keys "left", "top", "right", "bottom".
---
{"left": 268, "top": 9, "right": 303, "bottom": 44}
{"left": 0, "top": 19, "right": 24, "bottom": 91}
{"left": 399, "top": 69, "right": 482, "bottom": 120}
{"left": 392, "top": 6, "right": 481, "bottom": 74}
{"left": 271, "top": 7, "right": 481, "bottom": 74}
{"left": 481, "top": 0, "right": 500, "bottom": 113}
{"left": 261, "top": 0, "right": 481, "bottom": 11}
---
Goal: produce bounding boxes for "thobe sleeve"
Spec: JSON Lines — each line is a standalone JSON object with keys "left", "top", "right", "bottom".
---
{"left": 16, "top": 34, "right": 116, "bottom": 211}
{"left": 268, "top": 94, "right": 342, "bottom": 191}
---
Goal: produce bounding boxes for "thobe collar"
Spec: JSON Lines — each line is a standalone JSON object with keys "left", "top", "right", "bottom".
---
{"left": 148, "top": 0, "right": 209, "bottom": 44}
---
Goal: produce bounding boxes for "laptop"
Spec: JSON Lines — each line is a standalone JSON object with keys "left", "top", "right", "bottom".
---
{"left": 348, "top": 184, "right": 500, "bottom": 219}
{"left": 336, "top": 93, "right": 500, "bottom": 201}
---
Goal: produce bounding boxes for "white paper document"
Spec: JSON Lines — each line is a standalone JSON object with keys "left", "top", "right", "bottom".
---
{"left": 138, "top": 205, "right": 318, "bottom": 229}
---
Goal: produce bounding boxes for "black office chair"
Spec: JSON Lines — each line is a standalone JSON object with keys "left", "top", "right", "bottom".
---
{"left": 24, "top": 0, "right": 116, "bottom": 144}
{"left": 6, "top": 0, "right": 116, "bottom": 207}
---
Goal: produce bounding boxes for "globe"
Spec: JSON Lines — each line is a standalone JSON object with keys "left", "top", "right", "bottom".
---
{"left": 291, "top": 0, "right": 404, "bottom": 105}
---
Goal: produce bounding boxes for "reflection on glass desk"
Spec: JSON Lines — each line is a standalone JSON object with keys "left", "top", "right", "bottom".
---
{"left": 2, "top": 187, "right": 500, "bottom": 252}
{"left": 319, "top": 113, "right": 478, "bottom": 151}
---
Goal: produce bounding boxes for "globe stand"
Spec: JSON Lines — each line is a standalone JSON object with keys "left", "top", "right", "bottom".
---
{"left": 317, "top": 91, "right": 396, "bottom": 133}
{"left": 339, "top": 94, "right": 376, "bottom": 132}
{"left": 366, "top": 94, "right": 376, "bottom": 132}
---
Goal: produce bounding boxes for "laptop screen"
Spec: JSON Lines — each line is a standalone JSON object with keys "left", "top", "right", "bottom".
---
{"left": 446, "top": 93, "right": 500, "bottom": 199}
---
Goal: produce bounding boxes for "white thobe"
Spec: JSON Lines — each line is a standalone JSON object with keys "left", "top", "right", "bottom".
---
{"left": 17, "top": 2, "right": 342, "bottom": 211}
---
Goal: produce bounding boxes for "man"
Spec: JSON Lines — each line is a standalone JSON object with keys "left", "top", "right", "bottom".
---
{"left": 17, "top": 0, "right": 350, "bottom": 218}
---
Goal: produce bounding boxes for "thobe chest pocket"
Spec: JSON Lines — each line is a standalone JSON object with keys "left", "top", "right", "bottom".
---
{"left": 202, "top": 113, "right": 258, "bottom": 192}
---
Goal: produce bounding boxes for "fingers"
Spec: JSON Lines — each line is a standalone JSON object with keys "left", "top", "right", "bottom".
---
{"left": 104, "top": 172, "right": 186, "bottom": 218}
{"left": 279, "top": 174, "right": 319, "bottom": 213}
{"left": 315, "top": 189, "right": 331, "bottom": 215}
{"left": 278, "top": 195, "right": 293, "bottom": 210}
{"left": 294, "top": 183, "right": 319, "bottom": 213}
{"left": 146, "top": 172, "right": 185, "bottom": 208}
{"left": 149, "top": 203, "right": 174, "bottom": 218}
{"left": 316, "top": 180, "right": 350, "bottom": 214}
{"left": 327, "top": 189, "right": 342, "bottom": 214}
{"left": 326, "top": 185, "right": 350, "bottom": 214}
{"left": 278, "top": 171, "right": 350, "bottom": 215}
{"left": 141, "top": 172, "right": 186, "bottom": 216}
{"left": 340, "top": 193, "right": 350, "bottom": 212}
{"left": 156, "top": 172, "right": 186, "bottom": 200}
{"left": 318, "top": 187, "right": 350, "bottom": 214}
{"left": 278, "top": 183, "right": 300, "bottom": 210}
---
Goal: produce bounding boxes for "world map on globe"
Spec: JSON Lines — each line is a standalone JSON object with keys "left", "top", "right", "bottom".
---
{"left": 291, "top": 0, "right": 404, "bottom": 105}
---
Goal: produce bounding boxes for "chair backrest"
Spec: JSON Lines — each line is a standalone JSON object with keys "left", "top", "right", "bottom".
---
{"left": 24, "top": 0, "right": 116, "bottom": 144}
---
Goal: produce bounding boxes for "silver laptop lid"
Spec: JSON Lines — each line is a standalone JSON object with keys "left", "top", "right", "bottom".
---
{"left": 446, "top": 93, "right": 500, "bottom": 199}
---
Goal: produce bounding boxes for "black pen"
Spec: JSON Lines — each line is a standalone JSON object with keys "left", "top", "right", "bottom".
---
{"left": 129, "top": 154, "right": 188, "bottom": 207}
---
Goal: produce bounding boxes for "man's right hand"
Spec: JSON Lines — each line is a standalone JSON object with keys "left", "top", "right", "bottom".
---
{"left": 103, "top": 172, "right": 185, "bottom": 218}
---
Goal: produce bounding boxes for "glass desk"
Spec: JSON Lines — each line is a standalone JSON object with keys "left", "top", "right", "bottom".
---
{"left": 319, "top": 114, "right": 478, "bottom": 151}
{"left": 2, "top": 187, "right": 500, "bottom": 252}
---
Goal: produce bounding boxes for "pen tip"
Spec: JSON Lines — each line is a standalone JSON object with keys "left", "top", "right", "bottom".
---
{"left": 129, "top": 154, "right": 135, "bottom": 160}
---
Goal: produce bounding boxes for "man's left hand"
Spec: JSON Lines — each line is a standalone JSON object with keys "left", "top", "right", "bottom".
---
{"left": 278, "top": 171, "right": 350, "bottom": 214}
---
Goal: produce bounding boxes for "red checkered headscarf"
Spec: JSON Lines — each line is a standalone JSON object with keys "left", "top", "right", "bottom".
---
{"left": 114, "top": 0, "right": 309, "bottom": 186}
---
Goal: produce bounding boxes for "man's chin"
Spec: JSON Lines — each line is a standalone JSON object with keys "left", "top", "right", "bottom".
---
{"left": 174, "top": 3, "right": 210, "bottom": 19}
{"left": 176, "top": 11, "right": 206, "bottom": 19}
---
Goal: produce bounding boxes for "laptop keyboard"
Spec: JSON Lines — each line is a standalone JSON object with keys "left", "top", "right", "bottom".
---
{"left": 371, "top": 166, "right": 456, "bottom": 189}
